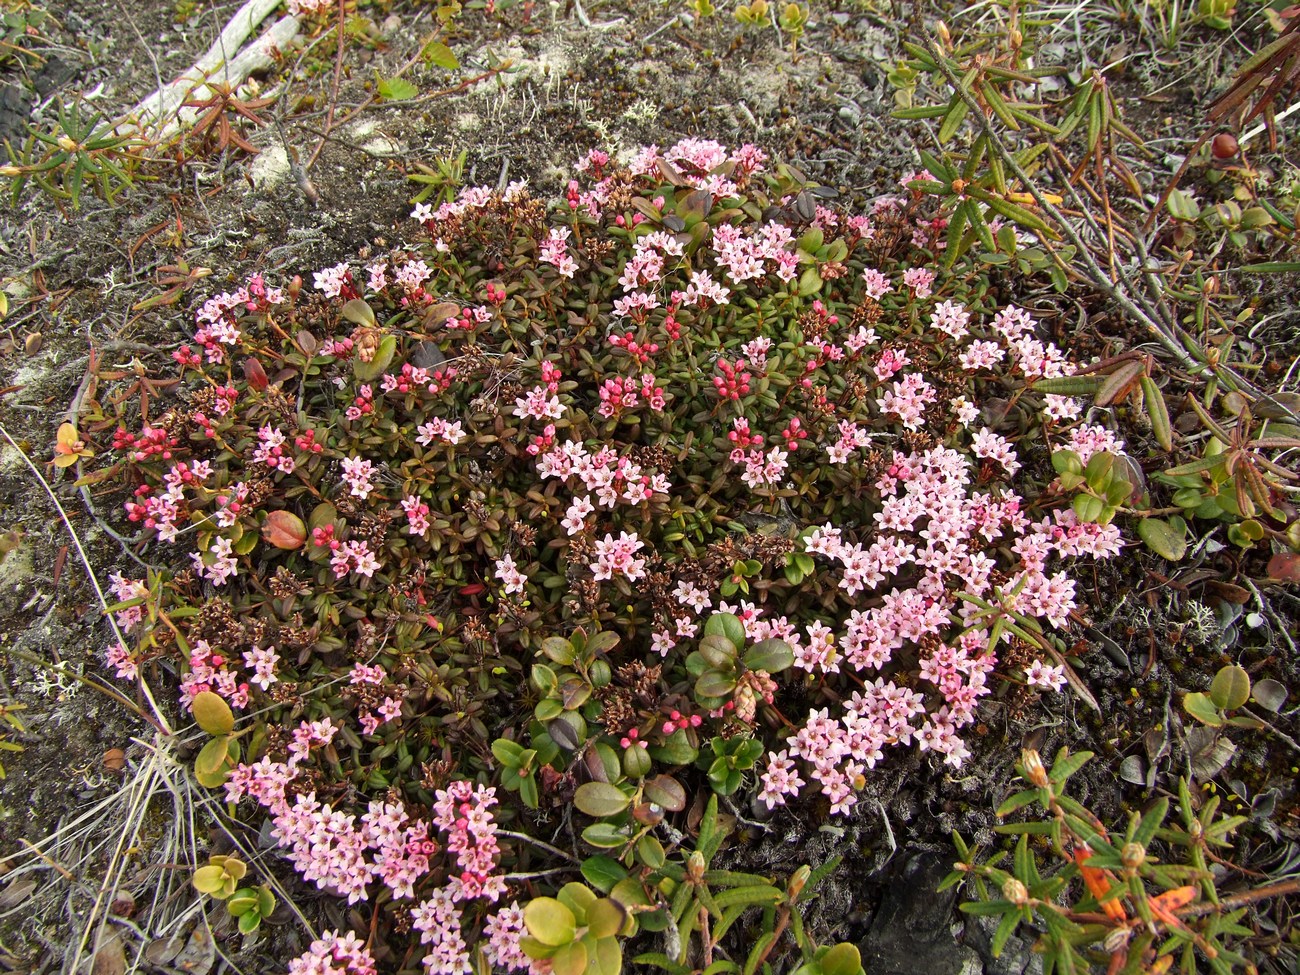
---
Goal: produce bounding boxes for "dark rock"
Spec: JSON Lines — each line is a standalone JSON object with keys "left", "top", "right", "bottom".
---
{"left": 964, "top": 914, "right": 1044, "bottom": 975}
{"left": 860, "top": 852, "right": 983, "bottom": 975}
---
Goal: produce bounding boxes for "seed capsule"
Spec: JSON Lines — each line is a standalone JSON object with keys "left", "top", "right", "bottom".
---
{"left": 1211, "top": 133, "right": 1239, "bottom": 160}
{"left": 1122, "top": 842, "right": 1146, "bottom": 869}
{"left": 1002, "top": 878, "right": 1029, "bottom": 906}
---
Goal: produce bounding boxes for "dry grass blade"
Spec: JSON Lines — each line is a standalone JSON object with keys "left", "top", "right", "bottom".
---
{"left": 1, "top": 735, "right": 200, "bottom": 975}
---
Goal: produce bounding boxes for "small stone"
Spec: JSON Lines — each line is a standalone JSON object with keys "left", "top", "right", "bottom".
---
{"left": 861, "top": 853, "right": 984, "bottom": 975}
{"left": 102, "top": 748, "right": 126, "bottom": 771}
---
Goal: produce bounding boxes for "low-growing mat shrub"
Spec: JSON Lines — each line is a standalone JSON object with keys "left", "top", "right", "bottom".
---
{"left": 89, "top": 139, "right": 1184, "bottom": 972}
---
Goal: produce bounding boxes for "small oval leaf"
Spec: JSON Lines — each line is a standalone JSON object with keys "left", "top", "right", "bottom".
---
{"left": 1210, "top": 665, "right": 1251, "bottom": 711}
{"left": 191, "top": 691, "right": 234, "bottom": 736}
{"left": 643, "top": 774, "right": 687, "bottom": 812}
{"left": 574, "top": 782, "right": 632, "bottom": 818}
{"left": 524, "top": 897, "right": 576, "bottom": 947}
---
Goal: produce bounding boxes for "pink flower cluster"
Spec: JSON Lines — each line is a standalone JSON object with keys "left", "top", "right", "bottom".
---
{"left": 536, "top": 440, "right": 671, "bottom": 510}
{"left": 190, "top": 536, "right": 238, "bottom": 586}
{"left": 596, "top": 373, "right": 666, "bottom": 419}
{"left": 755, "top": 415, "right": 1122, "bottom": 810}
{"left": 538, "top": 227, "right": 577, "bottom": 278}
{"left": 288, "top": 930, "right": 376, "bottom": 975}
{"left": 711, "top": 221, "right": 801, "bottom": 284}
{"left": 431, "top": 781, "right": 506, "bottom": 901}
{"left": 180, "top": 638, "right": 250, "bottom": 711}
{"left": 226, "top": 719, "right": 440, "bottom": 906}
{"left": 590, "top": 530, "right": 647, "bottom": 582}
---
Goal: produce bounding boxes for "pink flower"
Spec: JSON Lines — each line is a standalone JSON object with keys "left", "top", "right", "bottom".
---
{"left": 242, "top": 645, "right": 280, "bottom": 691}
{"left": 1025, "top": 659, "right": 1067, "bottom": 691}
{"left": 860, "top": 267, "right": 892, "bottom": 300}
{"left": 513, "top": 386, "right": 565, "bottom": 422}
{"left": 341, "top": 456, "right": 376, "bottom": 500}
{"left": 313, "top": 263, "right": 352, "bottom": 299}
{"left": 902, "top": 266, "right": 935, "bottom": 298}
{"left": 495, "top": 554, "right": 527, "bottom": 594}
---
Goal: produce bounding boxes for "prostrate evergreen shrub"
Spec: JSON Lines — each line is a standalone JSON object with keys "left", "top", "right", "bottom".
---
{"left": 97, "top": 139, "right": 1130, "bottom": 972}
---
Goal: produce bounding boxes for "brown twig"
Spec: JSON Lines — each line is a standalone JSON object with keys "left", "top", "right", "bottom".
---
{"left": 305, "top": 0, "right": 349, "bottom": 172}
{"left": 1178, "top": 877, "right": 1300, "bottom": 918}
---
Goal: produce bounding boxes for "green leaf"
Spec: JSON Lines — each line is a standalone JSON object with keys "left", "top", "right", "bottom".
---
{"left": 996, "top": 788, "right": 1042, "bottom": 818}
{"left": 574, "top": 782, "right": 632, "bottom": 818}
{"left": 713, "top": 884, "right": 783, "bottom": 909}
{"left": 492, "top": 738, "right": 527, "bottom": 767}
{"left": 236, "top": 911, "right": 261, "bottom": 935}
{"left": 696, "top": 671, "right": 738, "bottom": 699}
{"left": 1241, "top": 261, "right": 1300, "bottom": 273}
{"left": 742, "top": 638, "right": 794, "bottom": 674}
{"left": 587, "top": 897, "right": 626, "bottom": 939}
{"left": 892, "top": 105, "right": 949, "bottom": 120}
{"left": 1166, "top": 189, "right": 1200, "bottom": 221}
{"left": 704, "top": 612, "right": 746, "bottom": 648}
{"left": 1048, "top": 749, "right": 1093, "bottom": 785}
{"left": 520, "top": 773, "right": 540, "bottom": 809}
{"left": 1051, "top": 450, "right": 1083, "bottom": 476}
{"left": 340, "top": 298, "right": 376, "bottom": 327}
{"left": 819, "top": 943, "right": 863, "bottom": 975}
{"left": 191, "top": 691, "right": 234, "bottom": 736}
{"left": 422, "top": 40, "right": 459, "bottom": 70}
{"left": 1164, "top": 454, "right": 1228, "bottom": 478}
{"left": 938, "top": 94, "right": 970, "bottom": 144}
{"left": 551, "top": 940, "right": 588, "bottom": 975}
{"left": 541, "top": 636, "right": 576, "bottom": 665}
{"left": 581, "top": 855, "right": 628, "bottom": 893}
{"left": 1072, "top": 494, "right": 1103, "bottom": 524}
{"left": 697, "top": 794, "right": 723, "bottom": 860}
{"left": 582, "top": 823, "right": 629, "bottom": 849}
{"left": 1033, "top": 376, "right": 1102, "bottom": 396}
{"left": 743, "top": 934, "right": 777, "bottom": 975}
{"left": 1209, "top": 665, "right": 1250, "bottom": 711}
{"left": 1141, "top": 376, "right": 1174, "bottom": 451}
{"left": 633, "top": 953, "right": 692, "bottom": 975}
{"left": 991, "top": 910, "right": 1022, "bottom": 958}
{"left": 637, "top": 833, "right": 667, "bottom": 869}
{"left": 960, "top": 899, "right": 1016, "bottom": 916}
{"left": 644, "top": 774, "right": 688, "bottom": 812}
{"left": 1131, "top": 798, "right": 1169, "bottom": 850}
{"left": 376, "top": 75, "right": 419, "bottom": 101}
{"left": 192, "top": 864, "right": 227, "bottom": 895}
{"left": 524, "top": 897, "right": 577, "bottom": 947}
{"left": 195, "top": 736, "right": 231, "bottom": 781}
{"left": 1183, "top": 691, "right": 1224, "bottom": 727}
{"left": 649, "top": 729, "right": 698, "bottom": 766}
{"left": 1138, "top": 518, "right": 1187, "bottom": 561}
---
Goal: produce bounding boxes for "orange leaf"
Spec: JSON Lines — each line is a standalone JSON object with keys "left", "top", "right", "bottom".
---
{"left": 56, "top": 422, "right": 79, "bottom": 449}
{"left": 1149, "top": 885, "right": 1197, "bottom": 926}
{"left": 1075, "top": 846, "right": 1127, "bottom": 921}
